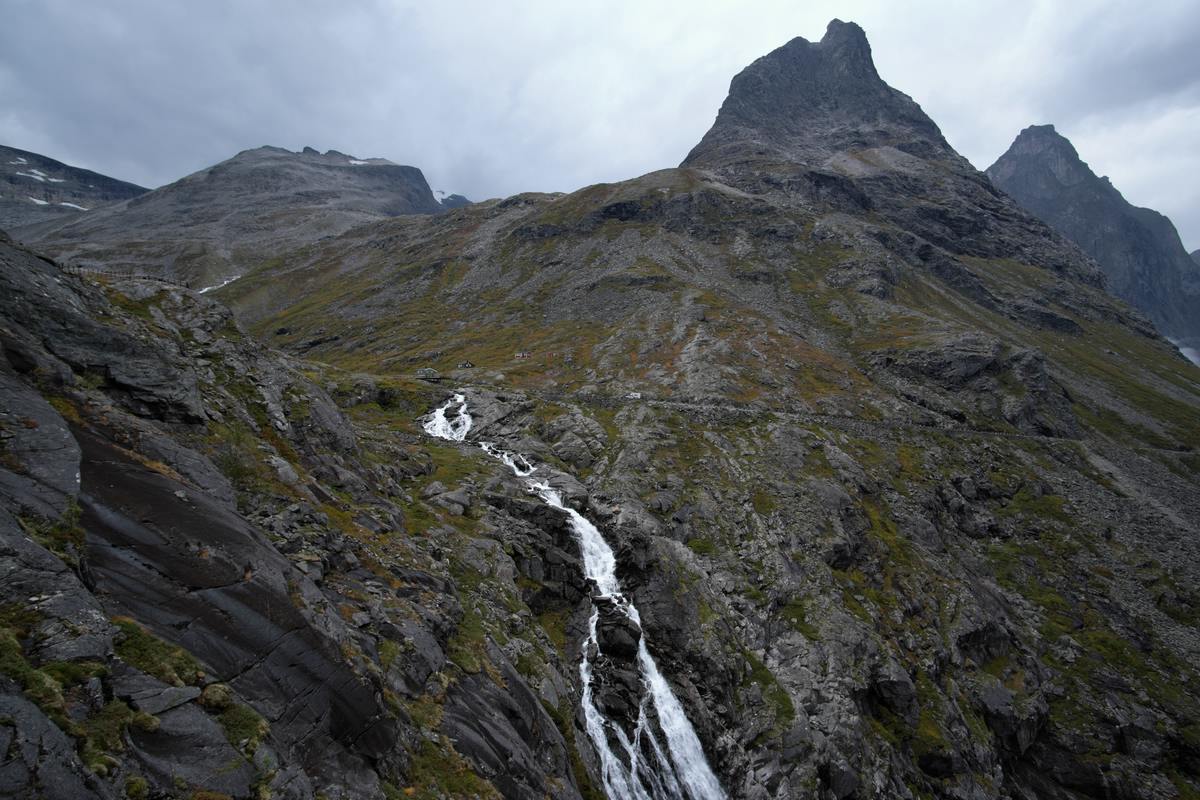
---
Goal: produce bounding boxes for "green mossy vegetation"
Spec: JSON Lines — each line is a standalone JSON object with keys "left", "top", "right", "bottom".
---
{"left": 998, "top": 486, "right": 1070, "bottom": 525}
{"left": 779, "top": 598, "right": 821, "bottom": 640}
{"left": 446, "top": 608, "right": 488, "bottom": 676}
{"left": 741, "top": 650, "right": 795, "bottom": 740}
{"left": 217, "top": 703, "right": 268, "bottom": 754}
{"left": 0, "top": 605, "right": 159, "bottom": 777}
{"left": 125, "top": 775, "right": 150, "bottom": 800}
{"left": 18, "top": 501, "right": 85, "bottom": 566}
{"left": 403, "top": 739, "right": 501, "bottom": 800}
{"left": 112, "top": 617, "right": 203, "bottom": 687}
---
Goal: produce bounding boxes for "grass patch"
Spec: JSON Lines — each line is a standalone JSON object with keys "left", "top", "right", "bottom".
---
{"left": 779, "top": 598, "right": 820, "bottom": 640}
{"left": 112, "top": 617, "right": 203, "bottom": 687}
{"left": 998, "top": 487, "right": 1071, "bottom": 525}
{"left": 742, "top": 650, "right": 795, "bottom": 738}
{"left": 403, "top": 739, "right": 501, "bottom": 800}
{"left": 217, "top": 703, "right": 267, "bottom": 754}
{"left": 18, "top": 501, "right": 84, "bottom": 566}
{"left": 751, "top": 489, "right": 776, "bottom": 515}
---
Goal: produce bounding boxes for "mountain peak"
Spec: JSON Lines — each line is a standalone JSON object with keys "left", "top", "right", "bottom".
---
{"left": 1007, "top": 124, "right": 1081, "bottom": 160}
{"left": 989, "top": 125, "right": 1200, "bottom": 345}
{"left": 818, "top": 18, "right": 875, "bottom": 69}
{"left": 683, "top": 20, "right": 949, "bottom": 169}
{"left": 987, "top": 124, "right": 1092, "bottom": 191}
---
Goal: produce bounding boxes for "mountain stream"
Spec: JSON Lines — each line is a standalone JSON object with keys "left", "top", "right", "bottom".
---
{"left": 424, "top": 394, "right": 725, "bottom": 800}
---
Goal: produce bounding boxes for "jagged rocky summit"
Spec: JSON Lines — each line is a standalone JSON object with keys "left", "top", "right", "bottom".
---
{"left": 988, "top": 124, "right": 1200, "bottom": 353}
{"left": 684, "top": 20, "right": 953, "bottom": 169}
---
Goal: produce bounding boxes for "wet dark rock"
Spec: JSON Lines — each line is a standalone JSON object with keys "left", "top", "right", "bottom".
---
{"left": 594, "top": 598, "right": 642, "bottom": 660}
{"left": 869, "top": 660, "right": 916, "bottom": 724}
{"left": 819, "top": 758, "right": 860, "bottom": 800}
{"left": 76, "top": 428, "right": 396, "bottom": 786}
{"left": 0, "top": 681, "right": 113, "bottom": 800}
{"left": 440, "top": 652, "right": 582, "bottom": 800}
{"left": 978, "top": 685, "right": 1044, "bottom": 756}
{"left": 110, "top": 666, "right": 201, "bottom": 715}
{"left": 0, "top": 372, "right": 80, "bottom": 506}
{"left": 0, "top": 506, "right": 114, "bottom": 663}
{"left": 128, "top": 703, "right": 257, "bottom": 797}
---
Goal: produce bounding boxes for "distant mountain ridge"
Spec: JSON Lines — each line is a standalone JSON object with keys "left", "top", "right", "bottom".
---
{"left": 987, "top": 124, "right": 1200, "bottom": 351}
{"left": 15, "top": 145, "right": 445, "bottom": 287}
{"left": 0, "top": 144, "right": 147, "bottom": 229}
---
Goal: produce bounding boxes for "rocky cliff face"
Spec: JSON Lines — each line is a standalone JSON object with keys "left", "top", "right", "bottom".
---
{"left": 14, "top": 146, "right": 443, "bottom": 289}
{"left": 0, "top": 231, "right": 614, "bottom": 799}
{"left": 987, "top": 124, "right": 1200, "bottom": 351}
{"left": 0, "top": 144, "right": 147, "bottom": 229}
{"left": 2, "top": 17, "right": 1200, "bottom": 800}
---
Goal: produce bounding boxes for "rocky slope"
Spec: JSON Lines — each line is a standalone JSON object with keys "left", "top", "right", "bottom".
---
{"left": 2, "top": 17, "right": 1200, "bottom": 800}
{"left": 0, "top": 228, "right": 620, "bottom": 800}
{"left": 987, "top": 124, "right": 1200, "bottom": 353}
{"left": 0, "top": 144, "right": 147, "bottom": 229}
{"left": 14, "top": 146, "right": 444, "bottom": 290}
{"left": 217, "top": 20, "right": 1200, "bottom": 800}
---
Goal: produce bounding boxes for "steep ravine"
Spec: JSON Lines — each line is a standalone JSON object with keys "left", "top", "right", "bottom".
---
{"left": 423, "top": 393, "right": 725, "bottom": 800}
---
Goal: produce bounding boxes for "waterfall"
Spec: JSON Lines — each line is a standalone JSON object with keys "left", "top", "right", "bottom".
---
{"left": 423, "top": 394, "right": 726, "bottom": 800}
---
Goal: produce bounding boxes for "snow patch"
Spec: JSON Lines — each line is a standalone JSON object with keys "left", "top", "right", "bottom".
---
{"left": 8, "top": 157, "right": 28, "bottom": 164}
{"left": 198, "top": 274, "right": 242, "bottom": 294}
{"left": 348, "top": 159, "right": 369, "bottom": 165}
{"left": 47, "top": 177, "right": 64, "bottom": 183}
{"left": 58, "top": 202, "right": 89, "bottom": 211}
{"left": 27, "top": 196, "right": 49, "bottom": 205}
{"left": 16, "top": 171, "right": 46, "bottom": 182}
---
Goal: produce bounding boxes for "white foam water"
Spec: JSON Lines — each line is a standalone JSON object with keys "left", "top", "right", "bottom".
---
{"left": 424, "top": 393, "right": 725, "bottom": 800}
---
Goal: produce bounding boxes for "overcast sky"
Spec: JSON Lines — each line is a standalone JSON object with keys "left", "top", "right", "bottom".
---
{"left": 2, "top": 0, "right": 1198, "bottom": 249}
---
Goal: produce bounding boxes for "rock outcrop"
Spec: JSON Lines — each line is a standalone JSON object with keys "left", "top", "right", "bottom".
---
{"left": 987, "top": 124, "right": 1200, "bottom": 351}
{"left": 0, "top": 236, "right": 607, "bottom": 799}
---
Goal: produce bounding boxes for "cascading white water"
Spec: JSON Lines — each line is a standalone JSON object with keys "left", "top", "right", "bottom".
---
{"left": 423, "top": 394, "right": 725, "bottom": 800}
